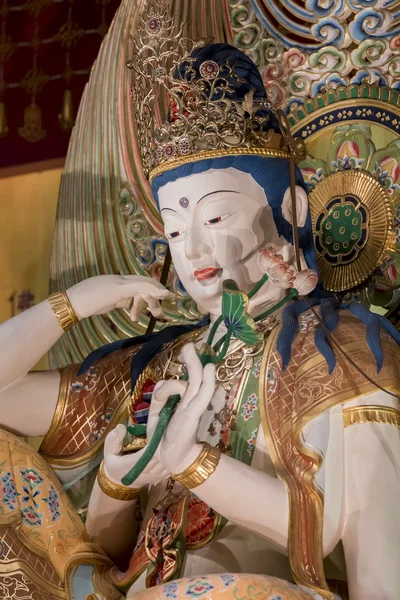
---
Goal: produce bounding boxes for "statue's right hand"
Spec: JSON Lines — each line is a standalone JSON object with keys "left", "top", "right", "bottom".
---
{"left": 103, "top": 423, "right": 169, "bottom": 489}
{"left": 66, "top": 274, "right": 175, "bottom": 322}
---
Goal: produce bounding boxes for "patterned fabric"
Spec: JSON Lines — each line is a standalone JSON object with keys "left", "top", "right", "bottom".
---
{"left": 39, "top": 346, "right": 141, "bottom": 465}
{"left": 0, "top": 524, "right": 64, "bottom": 600}
{"left": 260, "top": 309, "right": 400, "bottom": 597}
{"left": 231, "top": 365, "right": 262, "bottom": 465}
{"left": 128, "top": 573, "right": 324, "bottom": 600}
{"left": 111, "top": 484, "right": 225, "bottom": 590}
{"left": 0, "top": 429, "right": 112, "bottom": 598}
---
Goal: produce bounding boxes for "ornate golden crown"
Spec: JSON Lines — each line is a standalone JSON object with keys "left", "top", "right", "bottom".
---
{"left": 127, "top": 2, "right": 290, "bottom": 183}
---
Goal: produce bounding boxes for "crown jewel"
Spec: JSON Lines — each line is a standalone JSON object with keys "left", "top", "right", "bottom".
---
{"left": 127, "top": 2, "right": 289, "bottom": 182}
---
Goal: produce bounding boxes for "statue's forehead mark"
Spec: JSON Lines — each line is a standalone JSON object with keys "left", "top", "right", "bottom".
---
{"left": 179, "top": 197, "right": 189, "bottom": 208}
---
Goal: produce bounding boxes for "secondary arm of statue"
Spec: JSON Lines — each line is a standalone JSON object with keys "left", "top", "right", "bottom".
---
{"left": 86, "top": 400, "right": 171, "bottom": 562}
{"left": 0, "top": 275, "right": 174, "bottom": 436}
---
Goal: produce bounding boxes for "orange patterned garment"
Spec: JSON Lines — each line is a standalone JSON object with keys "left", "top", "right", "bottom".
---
{"left": 39, "top": 346, "right": 141, "bottom": 467}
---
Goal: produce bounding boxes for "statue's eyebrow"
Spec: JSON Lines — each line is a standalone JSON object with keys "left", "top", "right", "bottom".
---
{"left": 197, "top": 190, "right": 239, "bottom": 203}
{"left": 160, "top": 190, "right": 239, "bottom": 212}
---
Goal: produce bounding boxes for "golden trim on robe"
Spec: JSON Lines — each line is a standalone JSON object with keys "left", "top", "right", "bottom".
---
{"left": 343, "top": 405, "right": 400, "bottom": 428}
{"left": 259, "top": 310, "right": 400, "bottom": 600}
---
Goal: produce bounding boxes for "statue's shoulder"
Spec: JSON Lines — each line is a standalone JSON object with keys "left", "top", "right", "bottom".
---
{"left": 39, "top": 343, "right": 141, "bottom": 461}
{"left": 261, "top": 307, "right": 400, "bottom": 416}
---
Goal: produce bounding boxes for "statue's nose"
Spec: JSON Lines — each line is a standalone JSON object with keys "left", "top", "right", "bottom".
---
{"left": 185, "top": 226, "right": 213, "bottom": 261}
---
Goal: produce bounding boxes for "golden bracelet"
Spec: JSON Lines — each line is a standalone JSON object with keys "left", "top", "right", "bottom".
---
{"left": 172, "top": 443, "right": 221, "bottom": 489}
{"left": 48, "top": 291, "right": 79, "bottom": 333}
{"left": 97, "top": 461, "right": 141, "bottom": 501}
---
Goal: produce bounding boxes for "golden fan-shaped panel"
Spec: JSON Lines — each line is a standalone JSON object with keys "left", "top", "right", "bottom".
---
{"left": 309, "top": 170, "right": 393, "bottom": 292}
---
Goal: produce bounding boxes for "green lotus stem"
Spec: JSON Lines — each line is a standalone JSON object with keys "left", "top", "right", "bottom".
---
{"left": 206, "top": 275, "right": 268, "bottom": 348}
{"left": 217, "top": 325, "right": 233, "bottom": 361}
{"left": 254, "top": 289, "right": 298, "bottom": 322}
{"left": 212, "top": 332, "right": 226, "bottom": 354}
{"left": 122, "top": 394, "right": 181, "bottom": 486}
{"left": 127, "top": 424, "right": 147, "bottom": 437}
{"left": 206, "top": 315, "right": 223, "bottom": 346}
{"left": 248, "top": 273, "right": 269, "bottom": 299}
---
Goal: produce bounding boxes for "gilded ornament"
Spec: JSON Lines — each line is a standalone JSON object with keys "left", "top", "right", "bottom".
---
{"left": 54, "top": 21, "right": 84, "bottom": 49}
{"left": 59, "top": 89, "right": 74, "bottom": 131}
{"left": 172, "top": 443, "right": 221, "bottom": 489}
{"left": 18, "top": 104, "right": 46, "bottom": 143}
{"left": 309, "top": 170, "right": 393, "bottom": 292}
{"left": 19, "top": 68, "right": 50, "bottom": 96}
{"left": 0, "top": 102, "right": 8, "bottom": 139}
{"left": 343, "top": 405, "right": 400, "bottom": 428}
{"left": 48, "top": 291, "right": 79, "bottom": 333}
{"left": 97, "top": 460, "right": 141, "bottom": 501}
{"left": 0, "top": 34, "right": 15, "bottom": 62}
{"left": 127, "top": 1, "right": 288, "bottom": 181}
{"left": 288, "top": 88, "right": 400, "bottom": 300}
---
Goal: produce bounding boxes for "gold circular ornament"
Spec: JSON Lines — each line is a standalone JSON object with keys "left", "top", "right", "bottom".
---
{"left": 309, "top": 170, "right": 393, "bottom": 292}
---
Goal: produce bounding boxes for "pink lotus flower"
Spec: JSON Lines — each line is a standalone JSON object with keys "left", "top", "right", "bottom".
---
{"left": 258, "top": 247, "right": 295, "bottom": 289}
{"left": 258, "top": 247, "right": 318, "bottom": 295}
{"left": 292, "top": 269, "right": 318, "bottom": 295}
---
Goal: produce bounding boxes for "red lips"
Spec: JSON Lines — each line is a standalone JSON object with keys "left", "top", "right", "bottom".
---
{"left": 194, "top": 267, "right": 221, "bottom": 281}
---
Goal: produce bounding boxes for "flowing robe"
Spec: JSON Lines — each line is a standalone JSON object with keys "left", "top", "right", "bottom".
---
{"left": 1, "top": 309, "right": 399, "bottom": 599}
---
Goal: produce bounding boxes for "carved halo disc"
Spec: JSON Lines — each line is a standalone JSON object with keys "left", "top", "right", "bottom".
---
{"left": 309, "top": 170, "right": 393, "bottom": 292}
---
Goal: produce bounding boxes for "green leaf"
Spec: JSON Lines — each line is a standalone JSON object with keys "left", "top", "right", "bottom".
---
{"left": 221, "top": 280, "right": 263, "bottom": 346}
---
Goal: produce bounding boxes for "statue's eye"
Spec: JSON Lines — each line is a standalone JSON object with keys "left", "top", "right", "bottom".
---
{"left": 205, "top": 214, "right": 229, "bottom": 226}
{"left": 166, "top": 230, "right": 183, "bottom": 240}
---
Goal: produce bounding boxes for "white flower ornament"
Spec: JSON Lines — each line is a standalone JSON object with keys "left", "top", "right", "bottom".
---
{"left": 258, "top": 246, "right": 318, "bottom": 296}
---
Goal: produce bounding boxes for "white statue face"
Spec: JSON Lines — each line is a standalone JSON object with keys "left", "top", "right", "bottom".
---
{"left": 158, "top": 167, "right": 306, "bottom": 315}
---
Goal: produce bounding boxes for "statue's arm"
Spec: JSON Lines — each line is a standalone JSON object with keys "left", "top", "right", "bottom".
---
{"left": 86, "top": 424, "right": 169, "bottom": 564}
{"left": 0, "top": 299, "right": 65, "bottom": 436}
{"left": 182, "top": 448, "right": 289, "bottom": 550}
{"left": 86, "top": 479, "right": 141, "bottom": 567}
{"left": 0, "top": 299, "right": 65, "bottom": 392}
{"left": 342, "top": 391, "right": 400, "bottom": 599}
{"left": 0, "top": 275, "right": 173, "bottom": 436}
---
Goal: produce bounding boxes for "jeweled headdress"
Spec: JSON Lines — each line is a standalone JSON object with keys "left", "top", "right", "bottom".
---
{"left": 127, "top": 2, "right": 290, "bottom": 183}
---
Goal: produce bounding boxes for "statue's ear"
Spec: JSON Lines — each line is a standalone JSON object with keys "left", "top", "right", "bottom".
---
{"left": 281, "top": 185, "right": 308, "bottom": 228}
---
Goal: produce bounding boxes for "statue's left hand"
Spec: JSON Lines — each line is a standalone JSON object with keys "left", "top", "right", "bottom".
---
{"left": 157, "top": 343, "right": 216, "bottom": 475}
